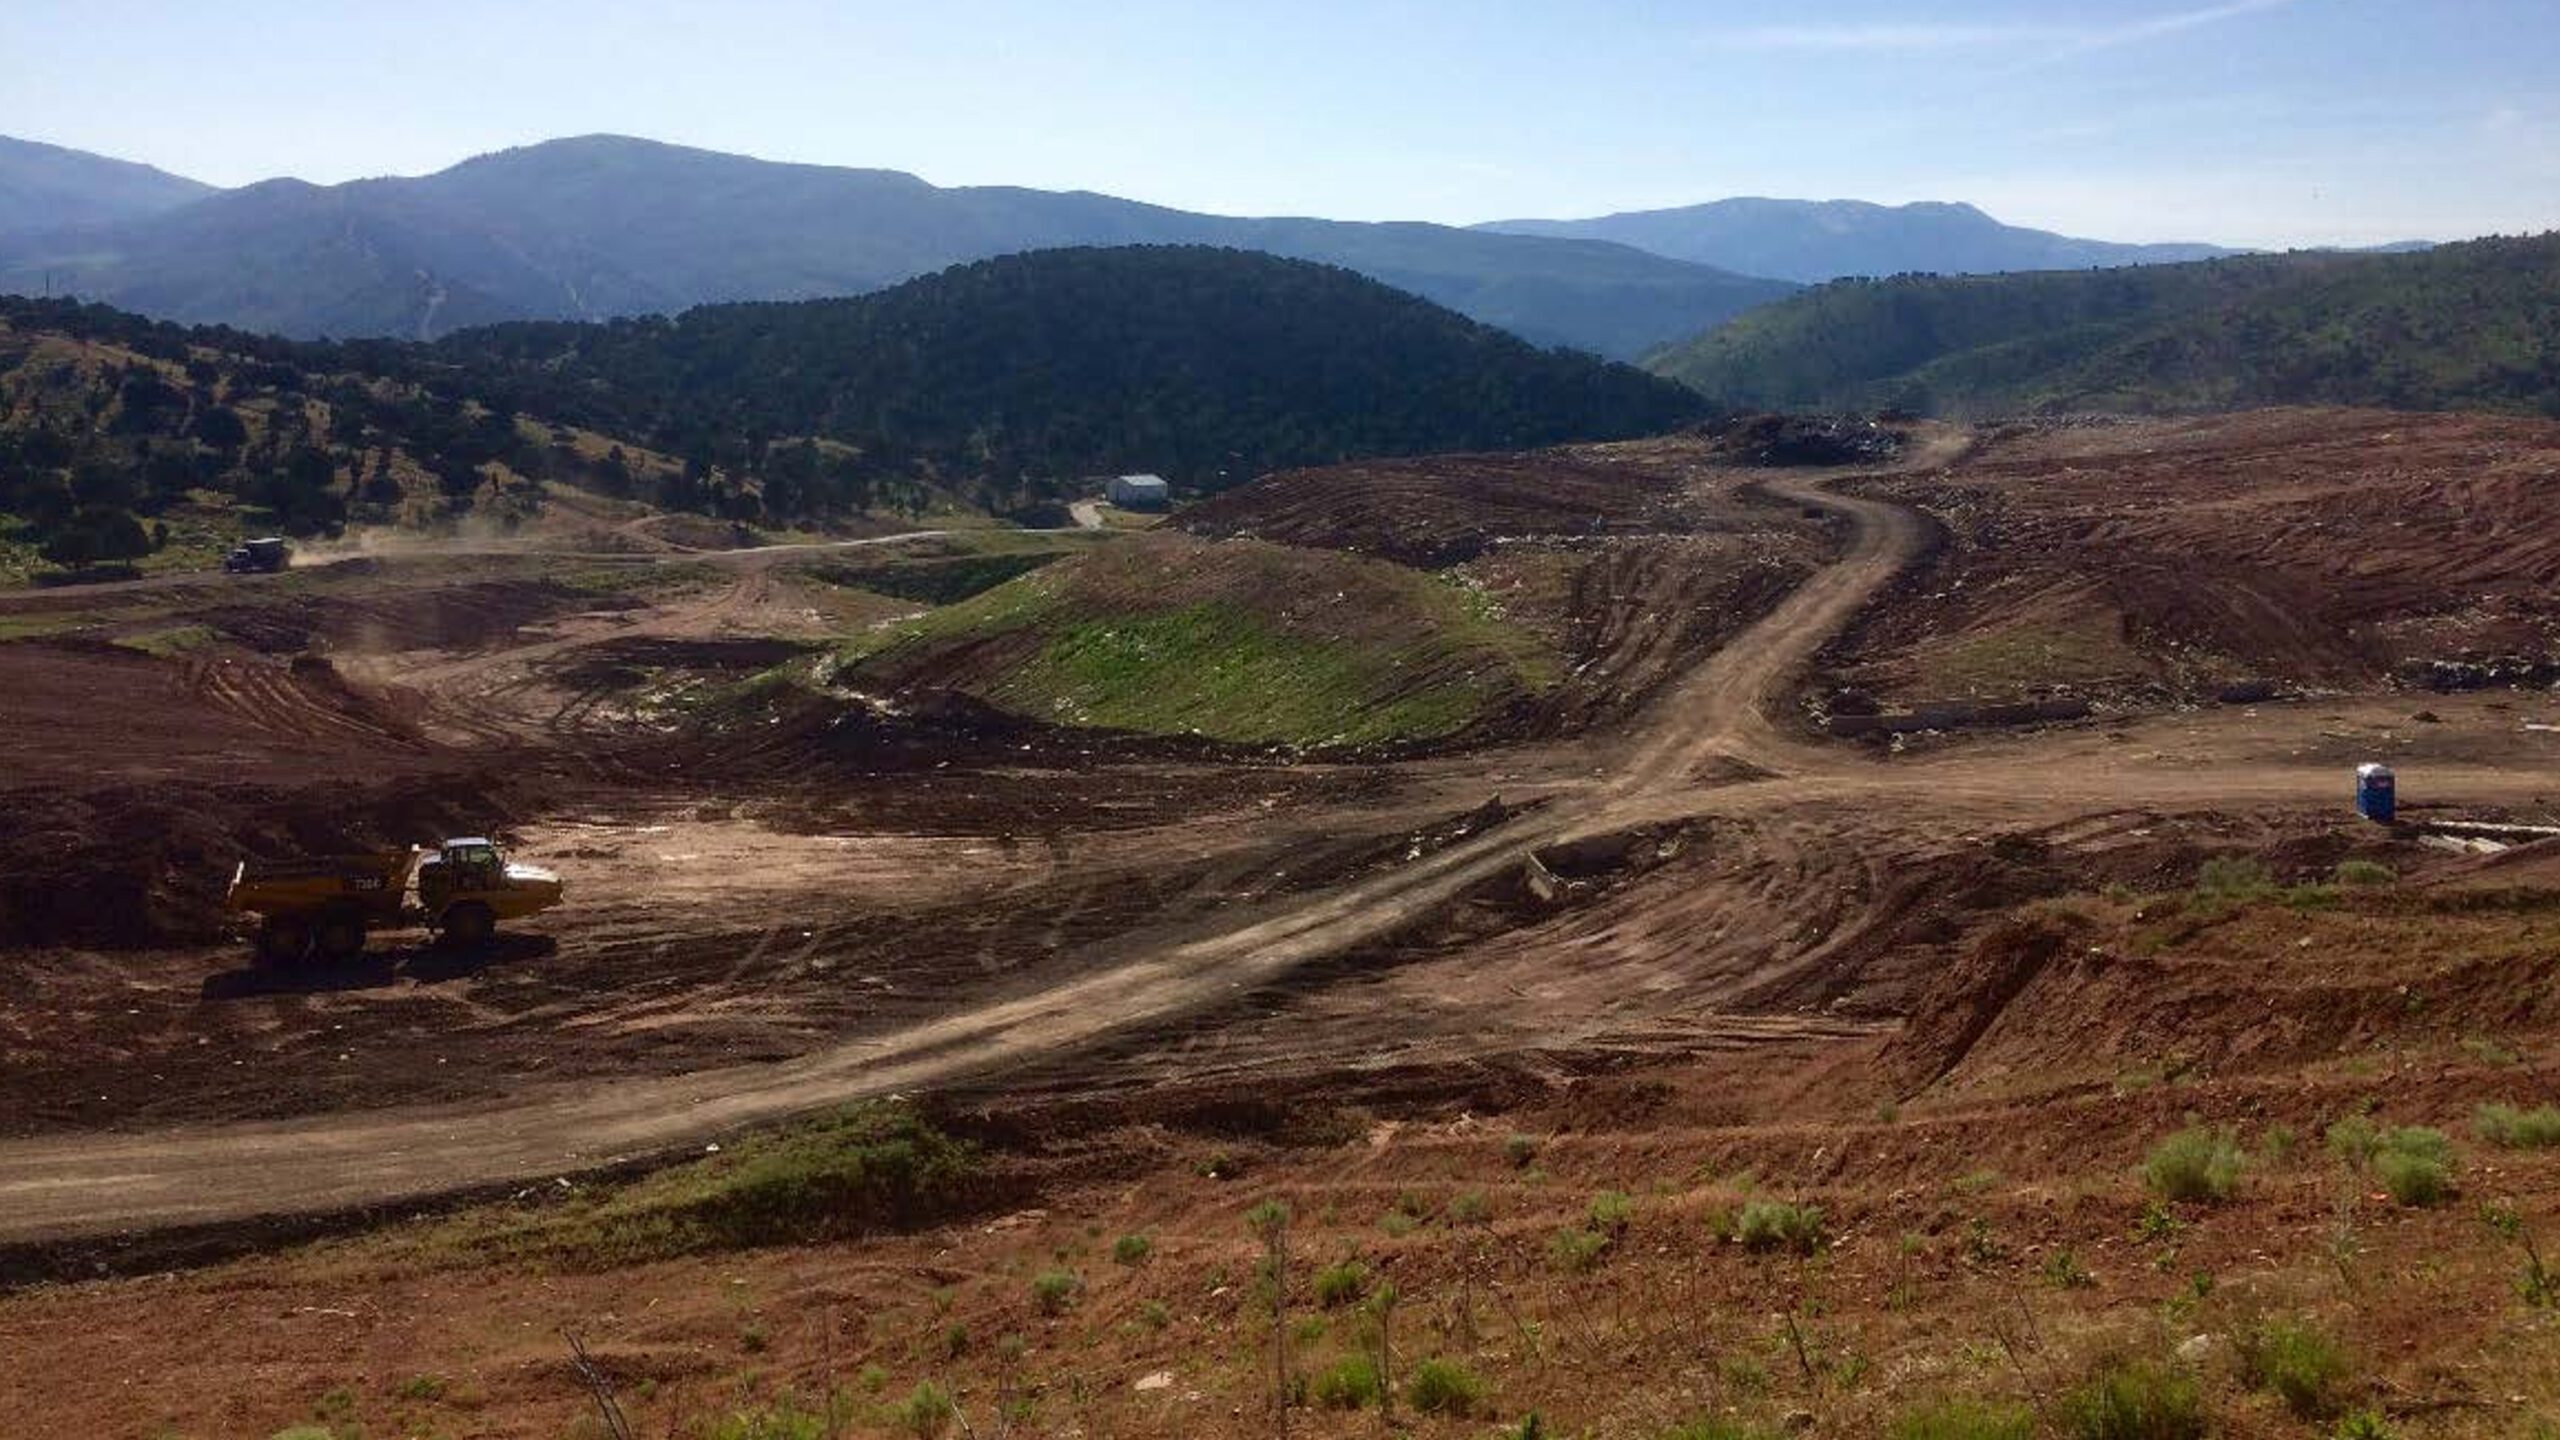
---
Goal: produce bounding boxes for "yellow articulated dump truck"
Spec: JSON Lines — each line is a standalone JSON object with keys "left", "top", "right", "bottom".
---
{"left": 224, "top": 836, "right": 564, "bottom": 966}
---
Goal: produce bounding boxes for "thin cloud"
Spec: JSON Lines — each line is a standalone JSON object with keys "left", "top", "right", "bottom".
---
{"left": 1709, "top": 0, "right": 2295, "bottom": 62}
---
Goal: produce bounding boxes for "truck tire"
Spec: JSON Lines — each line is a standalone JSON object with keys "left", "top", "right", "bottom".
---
{"left": 314, "top": 907, "right": 368, "bottom": 962}
{"left": 441, "top": 901, "right": 496, "bottom": 949}
{"left": 256, "top": 914, "right": 312, "bottom": 968}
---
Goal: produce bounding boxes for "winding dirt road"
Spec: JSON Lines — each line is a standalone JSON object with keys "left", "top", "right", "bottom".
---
{"left": 0, "top": 449, "right": 2538, "bottom": 1246}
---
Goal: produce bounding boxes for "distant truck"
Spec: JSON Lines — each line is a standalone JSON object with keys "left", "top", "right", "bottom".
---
{"left": 222, "top": 536, "right": 291, "bottom": 574}
{"left": 224, "top": 837, "right": 564, "bottom": 966}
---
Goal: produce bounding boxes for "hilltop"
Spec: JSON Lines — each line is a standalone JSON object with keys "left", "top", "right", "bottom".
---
{"left": 0, "top": 134, "right": 1793, "bottom": 358}
{"left": 0, "top": 135, "right": 213, "bottom": 236}
{"left": 1645, "top": 231, "right": 2560, "bottom": 416}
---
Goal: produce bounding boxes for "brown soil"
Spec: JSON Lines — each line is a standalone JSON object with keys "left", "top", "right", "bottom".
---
{"left": 7, "top": 414, "right": 2560, "bottom": 1434}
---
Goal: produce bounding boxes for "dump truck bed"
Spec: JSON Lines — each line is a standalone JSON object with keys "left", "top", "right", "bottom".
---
{"left": 225, "top": 851, "right": 417, "bottom": 921}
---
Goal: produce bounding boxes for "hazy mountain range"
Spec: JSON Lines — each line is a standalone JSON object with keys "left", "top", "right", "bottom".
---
{"left": 0, "top": 132, "right": 2327, "bottom": 357}
{"left": 1479, "top": 198, "right": 2238, "bottom": 283}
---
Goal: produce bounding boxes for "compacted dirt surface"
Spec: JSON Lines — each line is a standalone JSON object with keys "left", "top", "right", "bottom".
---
{"left": 8, "top": 410, "right": 2560, "bottom": 1436}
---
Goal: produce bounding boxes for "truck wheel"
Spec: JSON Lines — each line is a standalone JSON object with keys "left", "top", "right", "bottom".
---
{"left": 256, "top": 915, "right": 312, "bottom": 968}
{"left": 441, "top": 901, "right": 496, "bottom": 949}
{"left": 314, "top": 908, "right": 368, "bottom": 962}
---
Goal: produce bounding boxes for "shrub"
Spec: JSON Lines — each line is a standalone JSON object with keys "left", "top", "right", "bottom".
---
{"left": 1505, "top": 1132, "right": 1541, "bottom": 1166}
{"left": 1406, "top": 1357, "right": 1488, "bottom": 1416}
{"left": 2334, "top": 860, "right": 2396, "bottom": 888}
{"left": 1112, "top": 1232, "right": 1153, "bottom": 1265}
{"left": 1139, "top": 1299, "right": 1171, "bottom": 1329}
{"left": 2059, "top": 1358, "right": 2205, "bottom": 1440}
{"left": 2372, "top": 1127, "right": 2455, "bottom": 1207}
{"left": 2043, "top": 1247, "right": 2096, "bottom": 1289}
{"left": 2326, "top": 1115, "right": 2382, "bottom": 1169}
{"left": 2143, "top": 1128, "right": 2246, "bottom": 1204}
{"left": 1313, "top": 1354, "right": 1382, "bottom": 1409}
{"left": 1030, "top": 1268, "right": 1080, "bottom": 1314}
{"left": 1313, "top": 1258, "right": 1369, "bottom": 1307}
{"left": 2194, "top": 856, "right": 2274, "bottom": 903}
{"left": 941, "top": 1321, "right": 968, "bottom": 1359}
{"left": 2236, "top": 1314, "right": 2348, "bottom": 1418}
{"left": 1890, "top": 1397, "right": 2037, "bottom": 1440}
{"left": 896, "top": 1381, "right": 956, "bottom": 1439}
{"left": 1549, "top": 1227, "right": 1611, "bottom": 1272}
{"left": 2477, "top": 1102, "right": 2560, "bottom": 1149}
{"left": 1448, "top": 1190, "right": 1491, "bottom": 1224}
{"left": 1588, "top": 1189, "right": 1635, "bottom": 1232}
{"left": 1733, "top": 1200, "right": 1827, "bottom": 1254}
{"left": 2332, "top": 1412, "right": 2397, "bottom": 1439}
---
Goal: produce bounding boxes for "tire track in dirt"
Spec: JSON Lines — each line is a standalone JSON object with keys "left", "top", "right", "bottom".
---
{"left": 0, "top": 434, "right": 2526, "bottom": 1245}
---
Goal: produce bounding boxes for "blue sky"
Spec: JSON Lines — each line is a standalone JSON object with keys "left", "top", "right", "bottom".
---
{"left": 4, "top": 0, "right": 2554, "bottom": 247}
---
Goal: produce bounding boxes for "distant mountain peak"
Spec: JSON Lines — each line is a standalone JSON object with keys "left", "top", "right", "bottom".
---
{"left": 1476, "top": 196, "right": 2235, "bottom": 283}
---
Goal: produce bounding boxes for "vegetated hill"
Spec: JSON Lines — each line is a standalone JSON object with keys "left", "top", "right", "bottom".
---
{"left": 0, "top": 249, "right": 1698, "bottom": 578}
{"left": 836, "top": 530, "right": 1560, "bottom": 747}
{"left": 0, "top": 133, "right": 1794, "bottom": 357}
{"left": 1645, "top": 232, "right": 2560, "bottom": 416}
{"left": 432, "top": 247, "right": 1708, "bottom": 505}
{"left": 0, "top": 293, "right": 703, "bottom": 581}
{"left": 1480, "top": 197, "right": 2233, "bottom": 282}
{"left": 0, "top": 135, "right": 216, "bottom": 237}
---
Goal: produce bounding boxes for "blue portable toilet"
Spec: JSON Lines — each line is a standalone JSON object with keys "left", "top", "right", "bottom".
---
{"left": 2355, "top": 762, "right": 2396, "bottom": 823}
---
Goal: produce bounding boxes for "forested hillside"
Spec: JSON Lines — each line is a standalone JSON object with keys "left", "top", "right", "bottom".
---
{"left": 432, "top": 247, "right": 1706, "bottom": 510}
{"left": 1647, "top": 232, "right": 2560, "bottom": 416}
{"left": 0, "top": 246, "right": 1699, "bottom": 577}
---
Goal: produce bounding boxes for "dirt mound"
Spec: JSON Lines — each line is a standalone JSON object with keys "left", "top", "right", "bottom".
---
{"left": 0, "top": 772, "right": 542, "bottom": 949}
{"left": 1701, "top": 412, "right": 1909, "bottom": 466}
{"left": 1827, "top": 408, "right": 2560, "bottom": 705}
{"left": 1179, "top": 444, "right": 1691, "bottom": 568}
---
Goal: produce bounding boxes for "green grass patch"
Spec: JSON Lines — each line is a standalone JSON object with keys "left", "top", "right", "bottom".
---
{"left": 1731, "top": 1199, "right": 1827, "bottom": 1254}
{"left": 111, "top": 623, "right": 219, "bottom": 657}
{"left": 841, "top": 535, "right": 1560, "bottom": 747}
{"left": 1313, "top": 1354, "right": 1383, "bottom": 1409}
{"left": 2235, "top": 1313, "right": 2348, "bottom": 1418}
{"left": 1406, "top": 1357, "right": 1488, "bottom": 1416}
{"left": 400, "top": 1102, "right": 976, "bottom": 1270}
{"left": 2143, "top": 1127, "right": 2246, "bottom": 1205}
{"left": 2059, "top": 1357, "right": 2205, "bottom": 1440}
{"left": 2478, "top": 1102, "right": 2560, "bottom": 1148}
{"left": 1890, "top": 1397, "right": 2037, "bottom": 1440}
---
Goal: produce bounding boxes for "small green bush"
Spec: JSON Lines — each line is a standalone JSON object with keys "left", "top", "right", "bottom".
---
{"left": 2326, "top": 1114, "right": 2382, "bottom": 1168}
{"left": 1448, "top": 1190, "right": 1491, "bottom": 1224}
{"left": 2043, "top": 1247, "right": 2096, "bottom": 1289}
{"left": 1313, "top": 1354, "right": 1382, "bottom": 1409}
{"left": 1030, "top": 1268, "right": 1080, "bottom": 1314}
{"left": 1549, "top": 1227, "right": 1611, "bottom": 1272}
{"left": 1112, "top": 1231, "right": 1152, "bottom": 1264}
{"left": 2334, "top": 860, "right": 2396, "bottom": 888}
{"left": 1588, "top": 1189, "right": 1635, "bottom": 1232}
{"left": 2373, "top": 1127, "right": 2455, "bottom": 1207}
{"left": 1733, "top": 1199, "right": 1826, "bottom": 1254}
{"left": 1890, "top": 1397, "right": 2037, "bottom": 1440}
{"left": 896, "top": 1380, "right": 956, "bottom": 1439}
{"left": 1504, "top": 1132, "right": 1541, "bottom": 1166}
{"left": 2236, "top": 1314, "right": 2348, "bottom": 1418}
{"left": 2331, "top": 1411, "right": 2397, "bottom": 1439}
{"left": 1139, "top": 1299, "right": 1171, "bottom": 1329}
{"left": 2195, "top": 856, "right": 2274, "bottom": 902}
{"left": 1312, "top": 1258, "right": 1369, "bottom": 1307}
{"left": 2059, "top": 1358, "right": 2205, "bottom": 1440}
{"left": 2477, "top": 1102, "right": 2560, "bottom": 1149}
{"left": 2143, "top": 1127, "right": 2246, "bottom": 1204}
{"left": 1407, "top": 1357, "right": 1488, "bottom": 1416}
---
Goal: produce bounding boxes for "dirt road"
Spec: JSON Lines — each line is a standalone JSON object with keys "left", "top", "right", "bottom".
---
{"left": 0, "top": 439, "right": 2543, "bottom": 1245}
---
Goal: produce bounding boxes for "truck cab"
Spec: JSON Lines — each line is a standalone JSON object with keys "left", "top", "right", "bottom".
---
{"left": 223, "top": 536, "right": 290, "bottom": 574}
{"left": 415, "top": 837, "right": 564, "bottom": 946}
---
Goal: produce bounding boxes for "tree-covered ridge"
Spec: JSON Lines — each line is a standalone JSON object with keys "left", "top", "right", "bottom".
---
{"left": 430, "top": 246, "right": 1707, "bottom": 509}
{"left": 1644, "top": 232, "right": 2560, "bottom": 417}
{"left": 0, "top": 246, "right": 1701, "bottom": 574}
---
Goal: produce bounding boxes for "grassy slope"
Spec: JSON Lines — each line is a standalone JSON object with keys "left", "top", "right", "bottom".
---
{"left": 838, "top": 533, "right": 1559, "bottom": 747}
{"left": 1647, "top": 232, "right": 2560, "bottom": 417}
